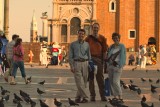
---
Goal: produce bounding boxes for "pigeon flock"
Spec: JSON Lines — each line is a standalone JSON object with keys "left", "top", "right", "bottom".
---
{"left": 0, "top": 67, "right": 160, "bottom": 107}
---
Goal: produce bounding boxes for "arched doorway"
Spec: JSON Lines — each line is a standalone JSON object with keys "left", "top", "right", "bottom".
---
{"left": 70, "top": 17, "right": 81, "bottom": 42}
{"left": 148, "top": 37, "right": 156, "bottom": 45}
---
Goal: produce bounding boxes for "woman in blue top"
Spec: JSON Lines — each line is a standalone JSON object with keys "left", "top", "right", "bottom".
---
{"left": 106, "top": 32, "right": 126, "bottom": 102}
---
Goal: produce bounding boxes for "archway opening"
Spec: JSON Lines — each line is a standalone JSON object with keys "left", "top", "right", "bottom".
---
{"left": 70, "top": 17, "right": 81, "bottom": 42}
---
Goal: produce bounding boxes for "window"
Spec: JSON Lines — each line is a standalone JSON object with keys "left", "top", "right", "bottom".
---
{"left": 128, "top": 30, "right": 136, "bottom": 39}
{"left": 109, "top": 0, "right": 116, "bottom": 12}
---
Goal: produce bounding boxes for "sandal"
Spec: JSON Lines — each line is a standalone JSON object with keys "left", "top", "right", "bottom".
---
{"left": 10, "top": 81, "right": 16, "bottom": 85}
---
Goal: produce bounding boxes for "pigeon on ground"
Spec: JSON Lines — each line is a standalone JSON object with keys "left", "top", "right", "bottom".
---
{"left": 27, "top": 76, "right": 32, "bottom": 82}
{"left": 2, "top": 94, "right": 9, "bottom": 101}
{"left": 130, "top": 80, "right": 134, "bottom": 84}
{"left": 39, "top": 99, "right": 49, "bottom": 107}
{"left": 141, "top": 101, "right": 154, "bottom": 107}
{"left": 151, "top": 88, "right": 157, "bottom": 94}
{"left": 157, "top": 69, "right": 160, "bottom": 72}
{"left": 37, "top": 88, "right": 45, "bottom": 95}
{"left": 20, "top": 90, "right": 30, "bottom": 98}
{"left": 30, "top": 99, "right": 36, "bottom": 107}
{"left": 23, "top": 96, "right": 31, "bottom": 104}
{"left": 146, "top": 69, "right": 148, "bottom": 73}
{"left": 14, "top": 93, "right": 23, "bottom": 102}
{"left": 141, "top": 78, "right": 146, "bottom": 82}
{"left": 68, "top": 98, "right": 79, "bottom": 106}
{"left": 151, "top": 84, "right": 158, "bottom": 90}
{"left": 149, "top": 78, "right": 153, "bottom": 83}
{"left": 1, "top": 88, "right": 10, "bottom": 95}
{"left": 17, "top": 101, "right": 23, "bottom": 107}
{"left": 0, "top": 98, "right": 4, "bottom": 107}
{"left": 38, "top": 80, "right": 45, "bottom": 85}
{"left": 137, "top": 88, "right": 141, "bottom": 95}
{"left": 156, "top": 79, "right": 159, "bottom": 84}
{"left": 141, "top": 95, "right": 146, "bottom": 102}
{"left": 13, "top": 99, "right": 19, "bottom": 104}
{"left": 54, "top": 98, "right": 62, "bottom": 107}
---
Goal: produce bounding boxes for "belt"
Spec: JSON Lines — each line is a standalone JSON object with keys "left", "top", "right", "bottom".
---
{"left": 74, "top": 59, "right": 88, "bottom": 62}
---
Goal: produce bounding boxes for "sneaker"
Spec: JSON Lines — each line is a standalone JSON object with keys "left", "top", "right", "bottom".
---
{"left": 90, "top": 97, "right": 96, "bottom": 102}
{"left": 80, "top": 98, "right": 88, "bottom": 103}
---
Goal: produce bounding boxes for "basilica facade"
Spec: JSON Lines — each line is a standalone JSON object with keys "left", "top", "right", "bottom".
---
{"left": 46, "top": 0, "right": 160, "bottom": 53}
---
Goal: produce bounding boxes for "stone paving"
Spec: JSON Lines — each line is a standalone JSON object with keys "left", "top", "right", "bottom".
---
{"left": 0, "top": 63, "right": 160, "bottom": 107}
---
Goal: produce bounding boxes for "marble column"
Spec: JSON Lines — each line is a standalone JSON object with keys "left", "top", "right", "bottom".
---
{"left": 4, "top": 0, "right": 9, "bottom": 39}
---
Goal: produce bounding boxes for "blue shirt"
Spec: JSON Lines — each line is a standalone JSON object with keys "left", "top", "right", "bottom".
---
{"left": 69, "top": 40, "right": 91, "bottom": 69}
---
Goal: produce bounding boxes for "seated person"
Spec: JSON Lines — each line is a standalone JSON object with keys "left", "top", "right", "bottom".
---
{"left": 128, "top": 54, "right": 135, "bottom": 65}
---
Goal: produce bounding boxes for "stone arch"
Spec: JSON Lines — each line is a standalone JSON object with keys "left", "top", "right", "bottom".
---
{"left": 148, "top": 37, "right": 156, "bottom": 45}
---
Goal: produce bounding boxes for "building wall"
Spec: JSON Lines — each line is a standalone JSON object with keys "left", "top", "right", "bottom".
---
{"left": 0, "top": 0, "right": 3, "bottom": 30}
{"left": 96, "top": 0, "right": 159, "bottom": 52}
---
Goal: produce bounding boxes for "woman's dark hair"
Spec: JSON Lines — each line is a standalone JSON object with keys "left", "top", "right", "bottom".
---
{"left": 14, "top": 38, "right": 22, "bottom": 47}
{"left": 112, "top": 32, "right": 121, "bottom": 39}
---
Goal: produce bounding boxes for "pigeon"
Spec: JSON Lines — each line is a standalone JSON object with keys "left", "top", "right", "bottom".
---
{"left": 39, "top": 99, "right": 49, "bottom": 107}
{"left": 130, "top": 80, "right": 134, "bottom": 84}
{"left": 14, "top": 93, "right": 23, "bottom": 102}
{"left": 0, "top": 98, "right": 4, "bottom": 107}
{"left": 156, "top": 79, "right": 159, "bottom": 84}
{"left": 68, "top": 98, "right": 79, "bottom": 106}
{"left": 30, "top": 99, "right": 36, "bottom": 107}
{"left": 20, "top": 90, "right": 30, "bottom": 98}
{"left": 0, "top": 86, "right": 4, "bottom": 91}
{"left": 151, "top": 88, "right": 157, "bottom": 93}
{"left": 157, "top": 69, "right": 160, "bottom": 72}
{"left": 23, "top": 96, "right": 31, "bottom": 104}
{"left": 27, "top": 76, "right": 32, "bottom": 82}
{"left": 37, "top": 88, "right": 45, "bottom": 95}
{"left": 141, "top": 95, "right": 146, "bottom": 102}
{"left": 141, "top": 78, "right": 146, "bottom": 82}
{"left": 122, "top": 83, "right": 128, "bottom": 89}
{"left": 131, "top": 68, "right": 135, "bottom": 71}
{"left": 1, "top": 88, "right": 10, "bottom": 95}
{"left": 54, "top": 98, "right": 62, "bottom": 107}
{"left": 149, "top": 78, "right": 153, "bottom": 82}
{"left": 151, "top": 84, "right": 158, "bottom": 90}
{"left": 141, "top": 101, "right": 154, "bottom": 107}
{"left": 2, "top": 94, "right": 9, "bottom": 101}
{"left": 38, "top": 80, "right": 45, "bottom": 85}
{"left": 13, "top": 99, "right": 19, "bottom": 104}
{"left": 146, "top": 69, "right": 148, "bottom": 73}
{"left": 137, "top": 88, "right": 141, "bottom": 95}
{"left": 17, "top": 101, "right": 23, "bottom": 107}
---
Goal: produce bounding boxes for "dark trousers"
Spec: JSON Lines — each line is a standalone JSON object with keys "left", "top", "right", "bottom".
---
{"left": 89, "top": 57, "right": 105, "bottom": 99}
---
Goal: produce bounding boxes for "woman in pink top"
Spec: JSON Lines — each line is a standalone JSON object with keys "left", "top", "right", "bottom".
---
{"left": 10, "top": 38, "right": 30, "bottom": 85}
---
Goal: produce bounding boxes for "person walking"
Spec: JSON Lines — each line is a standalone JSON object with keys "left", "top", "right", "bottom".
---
{"left": 106, "top": 32, "right": 126, "bottom": 102}
{"left": 85, "top": 22, "right": 108, "bottom": 101}
{"left": 69, "top": 29, "right": 91, "bottom": 103}
{"left": 10, "top": 38, "right": 30, "bottom": 85}
{"left": 28, "top": 49, "right": 34, "bottom": 63}
{"left": 5, "top": 34, "right": 19, "bottom": 82}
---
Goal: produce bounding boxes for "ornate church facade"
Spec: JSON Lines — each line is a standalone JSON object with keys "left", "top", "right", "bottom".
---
{"left": 46, "top": 0, "right": 160, "bottom": 53}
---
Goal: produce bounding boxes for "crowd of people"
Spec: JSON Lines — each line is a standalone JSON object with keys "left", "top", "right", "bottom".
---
{"left": 69, "top": 22, "right": 126, "bottom": 103}
{"left": 128, "top": 44, "right": 157, "bottom": 68}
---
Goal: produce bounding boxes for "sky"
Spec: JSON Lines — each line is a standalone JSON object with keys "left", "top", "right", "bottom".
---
{"left": 8, "top": 0, "right": 52, "bottom": 42}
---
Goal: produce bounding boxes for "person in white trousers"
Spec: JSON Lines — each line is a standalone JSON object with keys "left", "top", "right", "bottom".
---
{"left": 140, "top": 45, "right": 147, "bottom": 68}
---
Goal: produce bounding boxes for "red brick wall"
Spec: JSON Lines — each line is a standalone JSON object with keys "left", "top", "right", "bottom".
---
{"left": 96, "top": 0, "right": 159, "bottom": 52}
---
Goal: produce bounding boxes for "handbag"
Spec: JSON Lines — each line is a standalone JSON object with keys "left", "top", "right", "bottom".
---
{"left": 105, "top": 77, "right": 110, "bottom": 96}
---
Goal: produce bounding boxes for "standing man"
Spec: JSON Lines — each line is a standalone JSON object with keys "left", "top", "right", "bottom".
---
{"left": 5, "top": 34, "right": 19, "bottom": 82}
{"left": 69, "top": 29, "right": 91, "bottom": 103}
{"left": 85, "top": 22, "right": 108, "bottom": 101}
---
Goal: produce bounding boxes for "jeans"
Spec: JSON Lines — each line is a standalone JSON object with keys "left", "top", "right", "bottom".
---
{"left": 12, "top": 61, "right": 26, "bottom": 78}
